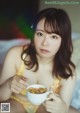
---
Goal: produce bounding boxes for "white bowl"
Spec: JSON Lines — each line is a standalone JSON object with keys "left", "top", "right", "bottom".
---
{"left": 26, "top": 84, "right": 49, "bottom": 105}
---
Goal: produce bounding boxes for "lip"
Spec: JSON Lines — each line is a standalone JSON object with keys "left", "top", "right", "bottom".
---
{"left": 40, "top": 49, "right": 50, "bottom": 53}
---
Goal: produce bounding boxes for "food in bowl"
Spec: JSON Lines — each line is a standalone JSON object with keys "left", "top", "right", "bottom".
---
{"left": 26, "top": 84, "right": 49, "bottom": 105}
{"left": 27, "top": 87, "right": 47, "bottom": 94}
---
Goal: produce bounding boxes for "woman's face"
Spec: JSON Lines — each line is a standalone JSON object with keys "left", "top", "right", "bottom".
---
{"left": 34, "top": 18, "right": 61, "bottom": 60}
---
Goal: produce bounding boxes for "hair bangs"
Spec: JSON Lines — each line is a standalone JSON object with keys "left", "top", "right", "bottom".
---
{"left": 44, "top": 18, "right": 61, "bottom": 35}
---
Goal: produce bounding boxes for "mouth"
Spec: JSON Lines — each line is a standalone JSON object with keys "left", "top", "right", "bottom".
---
{"left": 40, "top": 49, "right": 50, "bottom": 53}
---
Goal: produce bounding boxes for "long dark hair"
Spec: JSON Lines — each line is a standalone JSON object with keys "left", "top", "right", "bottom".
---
{"left": 21, "top": 8, "right": 75, "bottom": 79}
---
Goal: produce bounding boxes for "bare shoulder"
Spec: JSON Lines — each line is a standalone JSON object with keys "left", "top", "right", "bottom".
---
{"left": 0, "top": 46, "right": 24, "bottom": 84}
{"left": 7, "top": 45, "right": 28, "bottom": 56}
{"left": 3, "top": 45, "right": 29, "bottom": 66}
{"left": 7, "top": 45, "right": 23, "bottom": 57}
{"left": 5, "top": 46, "right": 25, "bottom": 68}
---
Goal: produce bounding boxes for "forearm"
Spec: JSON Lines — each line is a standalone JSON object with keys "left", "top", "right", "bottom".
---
{"left": 0, "top": 77, "right": 13, "bottom": 101}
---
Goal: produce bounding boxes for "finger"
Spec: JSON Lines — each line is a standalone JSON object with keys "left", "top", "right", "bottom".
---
{"left": 20, "top": 76, "right": 28, "bottom": 81}
{"left": 17, "top": 82, "right": 26, "bottom": 89}
{"left": 48, "top": 93, "right": 60, "bottom": 101}
{"left": 13, "top": 78, "right": 27, "bottom": 89}
{"left": 15, "top": 75, "right": 27, "bottom": 82}
{"left": 19, "top": 79, "right": 29, "bottom": 86}
{"left": 19, "top": 76, "right": 29, "bottom": 86}
{"left": 45, "top": 101, "right": 53, "bottom": 106}
{"left": 11, "top": 88, "right": 19, "bottom": 94}
{"left": 11, "top": 85, "right": 21, "bottom": 94}
{"left": 45, "top": 103, "right": 57, "bottom": 113}
{"left": 11, "top": 81, "right": 26, "bottom": 91}
{"left": 46, "top": 108, "right": 53, "bottom": 113}
{"left": 46, "top": 97, "right": 55, "bottom": 101}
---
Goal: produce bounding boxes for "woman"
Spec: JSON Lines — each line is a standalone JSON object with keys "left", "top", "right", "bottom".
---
{"left": 0, "top": 8, "right": 79, "bottom": 113}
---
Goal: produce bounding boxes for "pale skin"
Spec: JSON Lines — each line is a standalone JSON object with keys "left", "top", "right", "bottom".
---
{"left": 0, "top": 19, "right": 79, "bottom": 113}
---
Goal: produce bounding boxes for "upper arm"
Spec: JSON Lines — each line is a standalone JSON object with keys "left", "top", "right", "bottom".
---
{"left": 0, "top": 46, "right": 22, "bottom": 85}
{"left": 60, "top": 71, "right": 77, "bottom": 108}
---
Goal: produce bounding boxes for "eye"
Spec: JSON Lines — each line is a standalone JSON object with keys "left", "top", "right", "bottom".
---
{"left": 52, "top": 35, "right": 58, "bottom": 39}
{"left": 36, "top": 32, "right": 43, "bottom": 36}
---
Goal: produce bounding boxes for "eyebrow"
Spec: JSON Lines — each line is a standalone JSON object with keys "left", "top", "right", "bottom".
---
{"left": 36, "top": 29, "right": 44, "bottom": 32}
{"left": 36, "top": 29, "right": 60, "bottom": 37}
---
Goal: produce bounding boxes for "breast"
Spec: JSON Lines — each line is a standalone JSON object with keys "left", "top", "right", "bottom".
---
{"left": 23, "top": 67, "right": 56, "bottom": 89}
{"left": 23, "top": 69, "right": 38, "bottom": 84}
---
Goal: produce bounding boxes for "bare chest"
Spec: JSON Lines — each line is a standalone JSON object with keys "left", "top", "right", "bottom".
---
{"left": 23, "top": 68, "right": 54, "bottom": 88}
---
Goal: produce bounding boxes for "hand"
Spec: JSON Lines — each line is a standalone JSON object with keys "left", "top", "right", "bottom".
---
{"left": 44, "top": 93, "right": 67, "bottom": 113}
{"left": 11, "top": 75, "right": 28, "bottom": 94}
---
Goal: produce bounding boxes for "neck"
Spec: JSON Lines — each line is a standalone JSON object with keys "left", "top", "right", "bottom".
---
{"left": 36, "top": 55, "right": 53, "bottom": 66}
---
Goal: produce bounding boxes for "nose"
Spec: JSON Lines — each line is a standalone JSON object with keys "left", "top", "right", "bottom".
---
{"left": 42, "top": 37, "right": 48, "bottom": 46}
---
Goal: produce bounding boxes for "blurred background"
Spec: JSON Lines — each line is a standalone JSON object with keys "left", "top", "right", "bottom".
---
{"left": 0, "top": 0, "right": 80, "bottom": 110}
{"left": 0, "top": 0, "right": 39, "bottom": 40}
{"left": 0, "top": 0, "right": 80, "bottom": 40}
